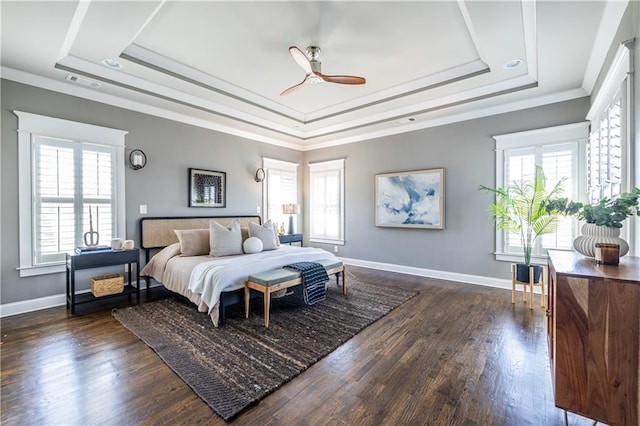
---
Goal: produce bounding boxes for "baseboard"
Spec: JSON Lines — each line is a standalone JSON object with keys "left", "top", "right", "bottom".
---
{"left": 0, "top": 281, "right": 154, "bottom": 318}
{"left": 0, "top": 293, "right": 67, "bottom": 318}
{"left": 339, "top": 257, "right": 539, "bottom": 293}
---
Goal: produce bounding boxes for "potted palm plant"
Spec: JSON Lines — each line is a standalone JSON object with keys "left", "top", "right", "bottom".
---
{"left": 479, "top": 165, "right": 566, "bottom": 282}
{"left": 545, "top": 187, "right": 640, "bottom": 257}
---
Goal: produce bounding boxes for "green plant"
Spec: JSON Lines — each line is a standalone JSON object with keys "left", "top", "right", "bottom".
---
{"left": 545, "top": 187, "right": 640, "bottom": 228}
{"left": 479, "top": 165, "right": 566, "bottom": 266}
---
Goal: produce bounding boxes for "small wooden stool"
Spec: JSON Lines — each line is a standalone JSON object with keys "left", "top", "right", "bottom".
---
{"left": 511, "top": 264, "right": 545, "bottom": 309}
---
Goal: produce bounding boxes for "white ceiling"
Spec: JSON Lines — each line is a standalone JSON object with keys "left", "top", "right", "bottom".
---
{"left": 0, "top": 1, "right": 629, "bottom": 151}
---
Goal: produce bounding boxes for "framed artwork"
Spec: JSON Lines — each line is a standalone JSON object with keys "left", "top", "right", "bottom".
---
{"left": 189, "top": 168, "right": 226, "bottom": 208}
{"left": 375, "top": 168, "right": 445, "bottom": 229}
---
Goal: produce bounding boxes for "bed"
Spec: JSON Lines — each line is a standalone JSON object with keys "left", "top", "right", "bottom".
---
{"left": 139, "top": 215, "right": 340, "bottom": 326}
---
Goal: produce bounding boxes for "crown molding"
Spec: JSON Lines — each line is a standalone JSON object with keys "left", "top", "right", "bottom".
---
{"left": 2, "top": 67, "right": 587, "bottom": 153}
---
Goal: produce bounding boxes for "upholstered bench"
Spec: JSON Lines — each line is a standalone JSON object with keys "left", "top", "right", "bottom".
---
{"left": 244, "top": 259, "right": 346, "bottom": 327}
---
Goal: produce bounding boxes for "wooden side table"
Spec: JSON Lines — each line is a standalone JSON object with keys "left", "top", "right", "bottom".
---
{"left": 279, "top": 233, "right": 303, "bottom": 246}
{"left": 66, "top": 249, "right": 140, "bottom": 314}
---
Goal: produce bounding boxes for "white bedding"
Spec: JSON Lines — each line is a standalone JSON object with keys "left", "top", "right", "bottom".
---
{"left": 141, "top": 244, "right": 339, "bottom": 326}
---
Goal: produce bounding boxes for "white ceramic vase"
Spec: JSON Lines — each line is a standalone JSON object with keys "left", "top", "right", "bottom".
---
{"left": 573, "top": 223, "right": 629, "bottom": 258}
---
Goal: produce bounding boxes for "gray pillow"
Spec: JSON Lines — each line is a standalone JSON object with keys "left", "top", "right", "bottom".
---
{"left": 248, "top": 220, "right": 278, "bottom": 251}
{"left": 209, "top": 220, "right": 243, "bottom": 257}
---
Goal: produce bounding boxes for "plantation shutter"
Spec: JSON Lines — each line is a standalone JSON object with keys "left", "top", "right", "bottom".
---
{"left": 588, "top": 93, "right": 623, "bottom": 203}
{"left": 540, "top": 147, "right": 575, "bottom": 250}
{"left": 309, "top": 159, "right": 345, "bottom": 244}
{"left": 503, "top": 150, "right": 535, "bottom": 250}
{"left": 263, "top": 158, "right": 298, "bottom": 230}
{"left": 33, "top": 135, "right": 117, "bottom": 265}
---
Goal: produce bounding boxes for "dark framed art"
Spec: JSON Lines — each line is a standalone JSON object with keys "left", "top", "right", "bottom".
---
{"left": 375, "top": 167, "right": 445, "bottom": 229}
{"left": 189, "top": 168, "right": 226, "bottom": 208}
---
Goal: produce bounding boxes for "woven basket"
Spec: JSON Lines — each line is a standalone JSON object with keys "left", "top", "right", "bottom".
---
{"left": 91, "top": 274, "right": 124, "bottom": 297}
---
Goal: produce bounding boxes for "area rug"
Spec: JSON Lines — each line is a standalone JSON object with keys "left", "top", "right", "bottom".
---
{"left": 112, "top": 274, "right": 417, "bottom": 421}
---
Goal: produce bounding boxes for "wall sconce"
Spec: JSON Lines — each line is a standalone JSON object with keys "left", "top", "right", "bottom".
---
{"left": 129, "top": 149, "right": 147, "bottom": 170}
{"left": 255, "top": 167, "right": 265, "bottom": 182}
{"left": 282, "top": 203, "right": 300, "bottom": 234}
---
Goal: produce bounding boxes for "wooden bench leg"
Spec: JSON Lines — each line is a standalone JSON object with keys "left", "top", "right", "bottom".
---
{"left": 264, "top": 289, "right": 271, "bottom": 328}
{"left": 342, "top": 266, "right": 347, "bottom": 295}
{"left": 244, "top": 286, "right": 250, "bottom": 319}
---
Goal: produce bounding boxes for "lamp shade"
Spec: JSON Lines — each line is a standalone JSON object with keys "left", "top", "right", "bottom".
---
{"left": 282, "top": 203, "right": 299, "bottom": 215}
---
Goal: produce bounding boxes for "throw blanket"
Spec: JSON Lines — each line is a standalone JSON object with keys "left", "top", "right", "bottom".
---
{"left": 284, "top": 261, "right": 329, "bottom": 305}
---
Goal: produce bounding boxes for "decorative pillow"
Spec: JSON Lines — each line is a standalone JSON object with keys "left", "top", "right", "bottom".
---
{"left": 240, "top": 226, "right": 250, "bottom": 242}
{"left": 174, "top": 229, "right": 210, "bottom": 256}
{"left": 248, "top": 220, "right": 278, "bottom": 251}
{"left": 265, "top": 219, "right": 281, "bottom": 246}
{"left": 209, "top": 220, "right": 243, "bottom": 257}
{"left": 243, "top": 237, "right": 263, "bottom": 254}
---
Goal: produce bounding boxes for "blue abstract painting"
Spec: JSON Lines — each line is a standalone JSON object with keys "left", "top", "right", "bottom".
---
{"left": 375, "top": 168, "right": 444, "bottom": 229}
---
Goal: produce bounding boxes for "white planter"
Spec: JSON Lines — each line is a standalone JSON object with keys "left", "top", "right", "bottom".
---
{"left": 573, "top": 223, "right": 629, "bottom": 258}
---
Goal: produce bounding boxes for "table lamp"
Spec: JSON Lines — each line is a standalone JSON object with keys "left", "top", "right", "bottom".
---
{"left": 282, "top": 203, "right": 299, "bottom": 235}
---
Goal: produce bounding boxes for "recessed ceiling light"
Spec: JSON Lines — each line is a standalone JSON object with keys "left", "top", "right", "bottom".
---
{"left": 503, "top": 59, "right": 524, "bottom": 70}
{"left": 394, "top": 117, "right": 417, "bottom": 125}
{"left": 102, "top": 58, "right": 122, "bottom": 69}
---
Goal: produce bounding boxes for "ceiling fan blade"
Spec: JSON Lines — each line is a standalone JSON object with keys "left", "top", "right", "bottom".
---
{"left": 319, "top": 74, "right": 366, "bottom": 85}
{"left": 288, "top": 46, "right": 312, "bottom": 74}
{"left": 280, "top": 78, "right": 307, "bottom": 96}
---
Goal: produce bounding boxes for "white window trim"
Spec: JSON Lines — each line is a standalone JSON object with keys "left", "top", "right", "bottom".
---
{"left": 309, "top": 158, "right": 345, "bottom": 245}
{"left": 493, "top": 122, "right": 589, "bottom": 264}
{"left": 15, "top": 111, "right": 128, "bottom": 277}
{"left": 587, "top": 41, "right": 631, "bottom": 122}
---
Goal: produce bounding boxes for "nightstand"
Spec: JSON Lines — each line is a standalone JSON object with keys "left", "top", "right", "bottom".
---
{"left": 66, "top": 249, "right": 140, "bottom": 314}
{"left": 279, "top": 233, "right": 303, "bottom": 246}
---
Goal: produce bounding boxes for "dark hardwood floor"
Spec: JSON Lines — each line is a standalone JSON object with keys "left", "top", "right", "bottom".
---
{"left": 1, "top": 266, "right": 596, "bottom": 425}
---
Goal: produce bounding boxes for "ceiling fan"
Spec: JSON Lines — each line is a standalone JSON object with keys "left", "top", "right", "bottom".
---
{"left": 280, "top": 46, "right": 366, "bottom": 96}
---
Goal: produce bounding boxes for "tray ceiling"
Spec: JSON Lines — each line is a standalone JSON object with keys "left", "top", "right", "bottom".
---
{"left": 0, "top": 1, "right": 628, "bottom": 150}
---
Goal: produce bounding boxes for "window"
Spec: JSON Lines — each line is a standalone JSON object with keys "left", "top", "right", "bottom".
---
{"left": 586, "top": 41, "right": 632, "bottom": 198}
{"left": 263, "top": 158, "right": 298, "bottom": 232}
{"left": 588, "top": 94, "right": 623, "bottom": 203}
{"left": 309, "top": 159, "right": 345, "bottom": 244}
{"left": 16, "top": 111, "right": 127, "bottom": 277}
{"left": 585, "top": 40, "right": 634, "bottom": 252}
{"left": 493, "top": 123, "right": 588, "bottom": 263}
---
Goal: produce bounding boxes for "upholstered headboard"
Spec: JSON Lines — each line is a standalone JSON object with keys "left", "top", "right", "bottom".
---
{"left": 139, "top": 215, "right": 262, "bottom": 261}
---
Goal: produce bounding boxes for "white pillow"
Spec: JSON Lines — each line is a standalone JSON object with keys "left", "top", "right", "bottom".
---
{"left": 243, "top": 237, "right": 263, "bottom": 254}
{"left": 265, "top": 219, "right": 281, "bottom": 246}
{"left": 248, "top": 221, "right": 278, "bottom": 251}
{"left": 209, "top": 220, "right": 243, "bottom": 257}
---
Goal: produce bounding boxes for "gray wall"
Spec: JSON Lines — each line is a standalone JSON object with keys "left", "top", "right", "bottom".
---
{"left": 304, "top": 97, "right": 590, "bottom": 280}
{"left": 1, "top": 80, "right": 302, "bottom": 304}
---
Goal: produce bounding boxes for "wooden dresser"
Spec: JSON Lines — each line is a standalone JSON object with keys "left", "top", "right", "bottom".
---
{"left": 547, "top": 250, "right": 640, "bottom": 425}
